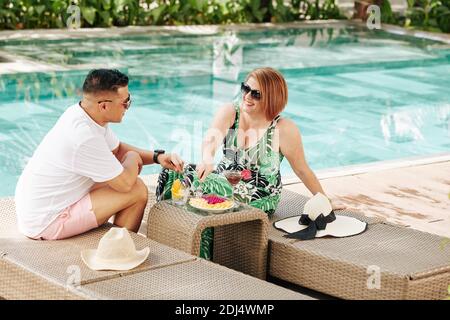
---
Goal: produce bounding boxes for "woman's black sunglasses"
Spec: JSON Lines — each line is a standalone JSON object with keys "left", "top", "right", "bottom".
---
{"left": 241, "top": 82, "right": 261, "bottom": 100}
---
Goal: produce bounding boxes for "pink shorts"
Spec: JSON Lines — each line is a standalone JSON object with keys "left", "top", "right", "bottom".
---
{"left": 34, "top": 194, "right": 99, "bottom": 240}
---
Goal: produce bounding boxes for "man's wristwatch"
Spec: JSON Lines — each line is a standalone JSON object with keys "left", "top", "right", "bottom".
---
{"left": 153, "top": 149, "right": 165, "bottom": 164}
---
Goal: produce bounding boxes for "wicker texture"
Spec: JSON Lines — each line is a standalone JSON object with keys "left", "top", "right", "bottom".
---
{"left": 79, "top": 260, "right": 311, "bottom": 300}
{"left": 3, "top": 184, "right": 448, "bottom": 300}
{"left": 269, "top": 190, "right": 450, "bottom": 300}
{"left": 142, "top": 189, "right": 157, "bottom": 231}
{"left": 1, "top": 223, "right": 195, "bottom": 286}
{"left": 213, "top": 220, "right": 268, "bottom": 280}
{"left": 0, "top": 209, "right": 196, "bottom": 300}
{"left": 146, "top": 201, "right": 269, "bottom": 279}
{"left": 0, "top": 197, "right": 21, "bottom": 239}
{"left": 269, "top": 242, "right": 407, "bottom": 299}
{"left": 0, "top": 259, "right": 85, "bottom": 300}
{"left": 1, "top": 195, "right": 293, "bottom": 300}
{"left": 406, "top": 271, "right": 450, "bottom": 300}
{"left": 289, "top": 223, "right": 450, "bottom": 277}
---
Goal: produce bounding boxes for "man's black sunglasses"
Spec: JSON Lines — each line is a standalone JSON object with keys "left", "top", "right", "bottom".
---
{"left": 98, "top": 94, "right": 132, "bottom": 110}
{"left": 241, "top": 82, "right": 261, "bottom": 100}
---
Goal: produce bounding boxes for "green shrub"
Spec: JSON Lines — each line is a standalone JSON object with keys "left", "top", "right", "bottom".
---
{"left": 403, "top": 0, "right": 450, "bottom": 32}
{"left": 436, "top": 0, "right": 450, "bottom": 31}
{"left": 380, "top": 0, "right": 396, "bottom": 24}
{"left": 0, "top": 0, "right": 344, "bottom": 30}
{"left": 1, "top": 0, "right": 447, "bottom": 33}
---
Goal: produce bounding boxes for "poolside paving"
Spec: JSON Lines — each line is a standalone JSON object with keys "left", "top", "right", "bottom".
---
{"left": 284, "top": 161, "right": 450, "bottom": 238}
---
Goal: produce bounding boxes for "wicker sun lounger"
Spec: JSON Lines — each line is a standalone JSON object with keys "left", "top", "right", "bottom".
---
{"left": 0, "top": 222, "right": 195, "bottom": 300}
{"left": 77, "top": 259, "right": 310, "bottom": 300}
{"left": 0, "top": 195, "right": 308, "bottom": 300}
{"left": 269, "top": 190, "right": 450, "bottom": 300}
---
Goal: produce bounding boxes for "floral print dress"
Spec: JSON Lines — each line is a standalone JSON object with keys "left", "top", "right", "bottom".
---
{"left": 156, "top": 100, "right": 284, "bottom": 260}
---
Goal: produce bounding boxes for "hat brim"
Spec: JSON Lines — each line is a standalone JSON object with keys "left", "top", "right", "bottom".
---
{"left": 274, "top": 215, "right": 367, "bottom": 238}
{"left": 81, "top": 247, "right": 150, "bottom": 271}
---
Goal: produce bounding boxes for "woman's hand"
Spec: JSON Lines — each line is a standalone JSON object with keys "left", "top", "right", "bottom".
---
{"left": 158, "top": 153, "right": 184, "bottom": 173}
{"left": 330, "top": 198, "right": 346, "bottom": 211}
{"left": 196, "top": 162, "right": 215, "bottom": 182}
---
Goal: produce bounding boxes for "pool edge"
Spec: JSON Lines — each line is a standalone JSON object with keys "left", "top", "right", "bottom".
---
{"left": 1, "top": 20, "right": 449, "bottom": 43}
{"left": 283, "top": 152, "right": 450, "bottom": 185}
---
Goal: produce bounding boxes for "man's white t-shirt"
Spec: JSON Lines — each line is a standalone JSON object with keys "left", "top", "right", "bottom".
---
{"left": 15, "top": 103, "right": 124, "bottom": 238}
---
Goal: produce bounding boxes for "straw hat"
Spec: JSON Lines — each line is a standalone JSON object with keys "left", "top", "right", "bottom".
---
{"left": 81, "top": 227, "right": 150, "bottom": 271}
{"left": 274, "top": 193, "right": 367, "bottom": 240}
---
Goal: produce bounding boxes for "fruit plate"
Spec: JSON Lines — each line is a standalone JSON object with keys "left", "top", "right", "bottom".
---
{"left": 188, "top": 198, "right": 237, "bottom": 214}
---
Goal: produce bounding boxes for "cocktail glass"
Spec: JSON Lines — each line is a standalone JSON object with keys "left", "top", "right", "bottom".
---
{"left": 223, "top": 170, "right": 242, "bottom": 203}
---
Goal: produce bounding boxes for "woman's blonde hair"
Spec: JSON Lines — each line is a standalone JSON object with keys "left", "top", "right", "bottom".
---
{"left": 245, "top": 67, "right": 288, "bottom": 121}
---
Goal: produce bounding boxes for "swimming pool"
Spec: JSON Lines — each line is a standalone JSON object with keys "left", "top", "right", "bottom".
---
{"left": 0, "top": 25, "right": 449, "bottom": 196}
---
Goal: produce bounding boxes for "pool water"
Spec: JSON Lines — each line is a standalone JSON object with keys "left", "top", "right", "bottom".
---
{"left": 0, "top": 26, "right": 449, "bottom": 197}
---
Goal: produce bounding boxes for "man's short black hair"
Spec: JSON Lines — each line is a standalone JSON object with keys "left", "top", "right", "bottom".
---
{"left": 82, "top": 69, "right": 129, "bottom": 94}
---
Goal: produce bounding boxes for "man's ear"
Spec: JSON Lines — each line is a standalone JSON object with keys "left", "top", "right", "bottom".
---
{"left": 98, "top": 102, "right": 107, "bottom": 111}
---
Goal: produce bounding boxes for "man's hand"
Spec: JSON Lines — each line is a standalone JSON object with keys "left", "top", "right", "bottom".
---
{"left": 157, "top": 153, "right": 184, "bottom": 173}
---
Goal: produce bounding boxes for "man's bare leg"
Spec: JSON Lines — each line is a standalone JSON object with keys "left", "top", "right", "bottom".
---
{"left": 89, "top": 178, "right": 148, "bottom": 232}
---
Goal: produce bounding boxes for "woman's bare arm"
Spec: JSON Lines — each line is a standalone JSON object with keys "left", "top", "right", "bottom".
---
{"left": 197, "top": 103, "right": 236, "bottom": 180}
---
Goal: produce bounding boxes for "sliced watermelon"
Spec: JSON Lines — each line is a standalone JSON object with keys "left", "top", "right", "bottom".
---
{"left": 202, "top": 194, "right": 226, "bottom": 205}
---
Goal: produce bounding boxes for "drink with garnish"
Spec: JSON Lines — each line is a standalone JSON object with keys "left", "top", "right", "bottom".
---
{"left": 171, "top": 178, "right": 189, "bottom": 206}
{"left": 223, "top": 170, "right": 242, "bottom": 203}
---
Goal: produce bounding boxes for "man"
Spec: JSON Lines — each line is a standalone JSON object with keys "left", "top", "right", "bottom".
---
{"left": 15, "top": 69, "right": 183, "bottom": 240}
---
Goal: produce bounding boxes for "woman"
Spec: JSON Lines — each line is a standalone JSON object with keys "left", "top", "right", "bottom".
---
{"left": 156, "top": 67, "right": 342, "bottom": 260}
